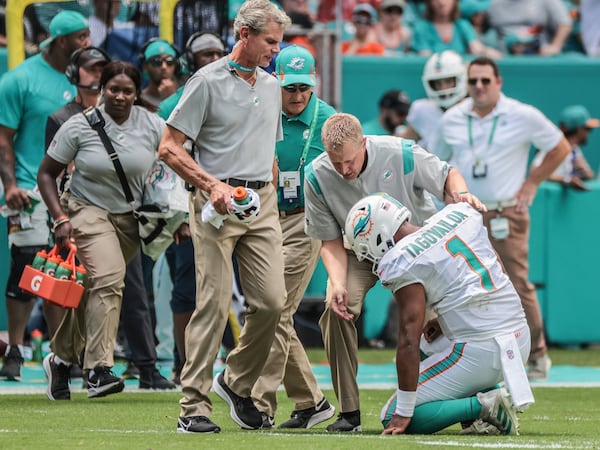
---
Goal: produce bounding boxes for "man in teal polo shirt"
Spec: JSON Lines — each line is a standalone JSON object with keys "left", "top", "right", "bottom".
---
{"left": 0, "top": 10, "right": 91, "bottom": 381}
{"left": 251, "top": 45, "right": 337, "bottom": 429}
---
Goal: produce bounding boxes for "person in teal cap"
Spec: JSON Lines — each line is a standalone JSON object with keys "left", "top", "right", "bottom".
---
{"left": 140, "top": 38, "right": 181, "bottom": 108}
{"left": 0, "top": 10, "right": 91, "bottom": 382}
{"left": 250, "top": 44, "right": 337, "bottom": 430}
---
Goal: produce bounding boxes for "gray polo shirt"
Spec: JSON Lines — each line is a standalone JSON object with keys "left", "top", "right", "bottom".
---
{"left": 167, "top": 57, "right": 283, "bottom": 182}
{"left": 48, "top": 104, "right": 165, "bottom": 213}
{"left": 304, "top": 136, "right": 449, "bottom": 242}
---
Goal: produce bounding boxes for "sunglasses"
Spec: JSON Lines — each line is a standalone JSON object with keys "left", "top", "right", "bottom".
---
{"left": 149, "top": 56, "right": 176, "bottom": 67}
{"left": 283, "top": 84, "right": 311, "bottom": 93}
{"left": 383, "top": 7, "right": 403, "bottom": 14}
{"left": 352, "top": 15, "right": 373, "bottom": 26}
{"left": 468, "top": 77, "right": 492, "bottom": 86}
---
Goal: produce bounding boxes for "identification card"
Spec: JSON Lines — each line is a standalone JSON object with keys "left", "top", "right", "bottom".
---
{"left": 489, "top": 216, "right": 509, "bottom": 240}
{"left": 472, "top": 160, "right": 487, "bottom": 178}
{"left": 278, "top": 170, "right": 301, "bottom": 203}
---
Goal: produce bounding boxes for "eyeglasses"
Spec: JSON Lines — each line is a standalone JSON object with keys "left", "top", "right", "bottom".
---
{"left": 467, "top": 77, "right": 492, "bottom": 86}
{"left": 149, "top": 56, "right": 176, "bottom": 67}
{"left": 282, "top": 84, "right": 311, "bottom": 93}
{"left": 352, "top": 15, "right": 373, "bottom": 26}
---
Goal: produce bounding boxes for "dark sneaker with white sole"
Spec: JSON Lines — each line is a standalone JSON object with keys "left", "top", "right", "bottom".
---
{"left": 326, "top": 410, "right": 362, "bottom": 432}
{"left": 0, "top": 345, "right": 24, "bottom": 381}
{"left": 261, "top": 413, "right": 274, "bottom": 429}
{"left": 87, "top": 366, "right": 125, "bottom": 398}
{"left": 139, "top": 366, "right": 176, "bottom": 390}
{"left": 212, "top": 370, "right": 262, "bottom": 429}
{"left": 43, "top": 353, "right": 71, "bottom": 400}
{"left": 177, "top": 416, "right": 221, "bottom": 433}
{"left": 279, "top": 397, "right": 336, "bottom": 429}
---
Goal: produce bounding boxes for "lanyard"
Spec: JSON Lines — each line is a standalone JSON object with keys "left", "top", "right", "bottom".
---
{"left": 468, "top": 114, "right": 499, "bottom": 161}
{"left": 276, "top": 99, "right": 320, "bottom": 171}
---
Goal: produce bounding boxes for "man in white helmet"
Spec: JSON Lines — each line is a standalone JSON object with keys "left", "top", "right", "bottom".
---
{"left": 344, "top": 193, "right": 533, "bottom": 436}
{"left": 402, "top": 50, "right": 467, "bottom": 149}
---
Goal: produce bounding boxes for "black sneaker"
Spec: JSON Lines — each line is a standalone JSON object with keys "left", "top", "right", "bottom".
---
{"left": 0, "top": 345, "right": 24, "bottom": 381}
{"left": 326, "top": 410, "right": 362, "bottom": 432}
{"left": 69, "top": 363, "right": 84, "bottom": 379}
{"left": 120, "top": 361, "right": 140, "bottom": 380}
{"left": 211, "top": 370, "right": 262, "bottom": 429}
{"left": 177, "top": 416, "right": 221, "bottom": 433}
{"left": 279, "top": 398, "right": 336, "bottom": 429}
{"left": 261, "top": 413, "right": 274, "bottom": 429}
{"left": 139, "top": 366, "right": 176, "bottom": 390}
{"left": 43, "top": 353, "right": 71, "bottom": 400}
{"left": 87, "top": 366, "right": 125, "bottom": 398}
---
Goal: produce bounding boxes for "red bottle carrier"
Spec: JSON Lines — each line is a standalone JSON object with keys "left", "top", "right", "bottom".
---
{"left": 18, "top": 244, "right": 84, "bottom": 308}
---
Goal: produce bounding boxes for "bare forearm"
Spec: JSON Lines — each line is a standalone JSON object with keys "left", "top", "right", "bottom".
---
{"left": 0, "top": 142, "right": 17, "bottom": 190}
{"left": 527, "top": 138, "right": 571, "bottom": 185}
{"left": 320, "top": 238, "right": 348, "bottom": 288}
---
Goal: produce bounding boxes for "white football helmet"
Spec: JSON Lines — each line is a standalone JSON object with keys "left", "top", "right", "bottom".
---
{"left": 422, "top": 50, "right": 467, "bottom": 110}
{"left": 344, "top": 193, "right": 412, "bottom": 265}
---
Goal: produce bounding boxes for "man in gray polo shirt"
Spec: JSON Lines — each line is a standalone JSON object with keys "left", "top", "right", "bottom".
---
{"left": 158, "top": 0, "right": 292, "bottom": 434}
{"left": 304, "top": 112, "right": 485, "bottom": 432}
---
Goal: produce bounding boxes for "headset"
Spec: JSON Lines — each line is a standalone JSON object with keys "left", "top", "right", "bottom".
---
{"left": 65, "top": 46, "right": 111, "bottom": 89}
{"left": 184, "top": 31, "right": 226, "bottom": 73}
{"left": 138, "top": 37, "right": 183, "bottom": 76}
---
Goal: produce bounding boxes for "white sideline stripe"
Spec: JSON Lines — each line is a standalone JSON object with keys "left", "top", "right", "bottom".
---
{"left": 3, "top": 381, "right": 600, "bottom": 395}
{"left": 415, "top": 440, "right": 586, "bottom": 449}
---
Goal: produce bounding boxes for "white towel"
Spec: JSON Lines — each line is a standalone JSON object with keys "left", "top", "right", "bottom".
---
{"left": 494, "top": 333, "right": 535, "bottom": 410}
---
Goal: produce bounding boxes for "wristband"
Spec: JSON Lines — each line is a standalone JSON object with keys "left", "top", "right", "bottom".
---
{"left": 457, "top": 191, "right": 469, "bottom": 195}
{"left": 52, "top": 217, "right": 70, "bottom": 232}
{"left": 394, "top": 389, "right": 417, "bottom": 417}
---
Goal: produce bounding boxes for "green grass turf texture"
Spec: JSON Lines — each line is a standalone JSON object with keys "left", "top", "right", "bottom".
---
{"left": 1, "top": 348, "right": 599, "bottom": 449}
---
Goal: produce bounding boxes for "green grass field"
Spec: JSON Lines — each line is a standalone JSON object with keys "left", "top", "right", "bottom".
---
{"left": 1, "top": 348, "right": 600, "bottom": 449}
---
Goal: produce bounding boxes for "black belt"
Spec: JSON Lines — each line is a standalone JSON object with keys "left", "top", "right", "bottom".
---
{"left": 279, "top": 207, "right": 304, "bottom": 218}
{"left": 221, "top": 178, "right": 268, "bottom": 190}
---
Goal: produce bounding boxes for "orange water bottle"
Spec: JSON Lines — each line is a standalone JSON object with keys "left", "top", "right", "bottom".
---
{"left": 232, "top": 187, "right": 250, "bottom": 205}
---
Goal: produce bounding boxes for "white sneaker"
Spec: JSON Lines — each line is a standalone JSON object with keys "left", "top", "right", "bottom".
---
{"left": 460, "top": 418, "right": 501, "bottom": 435}
{"left": 528, "top": 354, "right": 552, "bottom": 381}
{"left": 477, "top": 388, "right": 519, "bottom": 435}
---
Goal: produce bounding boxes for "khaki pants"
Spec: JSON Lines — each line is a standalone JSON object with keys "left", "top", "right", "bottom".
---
{"left": 179, "top": 185, "right": 287, "bottom": 418}
{"left": 252, "top": 212, "right": 323, "bottom": 416}
{"left": 319, "top": 253, "right": 378, "bottom": 413}
{"left": 483, "top": 206, "right": 547, "bottom": 361}
{"left": 52, "top": 194, "right": 139, "bottom": 370}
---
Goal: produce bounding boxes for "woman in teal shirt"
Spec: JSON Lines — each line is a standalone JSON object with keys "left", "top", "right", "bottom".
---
{"left": 412, "top": 0, "right": 501, "bottom": 58}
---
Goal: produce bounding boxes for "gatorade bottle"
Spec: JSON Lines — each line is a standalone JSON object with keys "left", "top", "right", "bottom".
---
{"left": 232, "top": 187, "right": 250, "bottom": 205}
{"left": 75, "top": 265, "right": 87, "bottom": 286}
{"left": 31, "top": 329, "right": 43, "bottom": 362}
{"left": 31, "top": 249, "right": 48, "bottom": 271}
{"left": 43, "top": 255, "right": 63, "bottom": 277}
{"left": 54, "top": 262, "right": 73, "bottom": 280}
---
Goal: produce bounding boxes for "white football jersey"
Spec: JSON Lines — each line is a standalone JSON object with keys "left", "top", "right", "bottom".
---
{"left": 378, "top": 203, "right": 526, "bottom": 341}
{"left": 405, "top": 98, "right": 443, "bottom": 150}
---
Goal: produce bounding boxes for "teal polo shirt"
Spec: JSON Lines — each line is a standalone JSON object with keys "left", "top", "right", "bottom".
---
{"left": 276, "top": 94, "right": 336, "bottom": 210}
{"left": 0, "top": 54, "right": 76, "bottom": 189}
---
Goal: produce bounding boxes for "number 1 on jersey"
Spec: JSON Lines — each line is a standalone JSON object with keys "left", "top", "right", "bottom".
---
{"left": 446, "top": 236, "right": 495, "bottom": 291}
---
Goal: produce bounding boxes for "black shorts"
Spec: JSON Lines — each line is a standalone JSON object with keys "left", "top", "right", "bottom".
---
{"left": 6, "top": 244, "right": 48, "bottom": 302}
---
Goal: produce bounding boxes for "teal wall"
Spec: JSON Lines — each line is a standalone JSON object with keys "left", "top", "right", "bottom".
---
{"left": 341, "top": 55, "right": 600, "bottom": 172}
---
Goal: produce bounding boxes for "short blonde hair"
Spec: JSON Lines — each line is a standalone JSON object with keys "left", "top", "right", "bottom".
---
{"left": 234, "top": 0, "right": 291, "bottom": 41}
{"left": 321, "top": 113, "right": 364, "bottom": 154}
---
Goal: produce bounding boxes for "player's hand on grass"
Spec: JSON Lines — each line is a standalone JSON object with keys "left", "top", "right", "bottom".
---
{"left": 382, "top": 415, "right": 411, "bottom": 435}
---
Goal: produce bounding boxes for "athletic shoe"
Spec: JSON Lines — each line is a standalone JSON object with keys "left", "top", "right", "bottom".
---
{"left": 279, "top": 397, "right": 336, "bottom": 429}
{"left": 87, "top": 366, "right": 125, "bottom": 398}
{"left": 0, "top": 345, "right": 24, "bottom": 381}
{"left": 326, "top": 410, "right": 361, "bottom": 432}
{"left": 261, "top": 413, "right": 274, "bottom": 429}
{"left": 477, "top": 388, "right": 519, "bottom": 435}
{"left": 527, "top": 354, "right": 552, "bottom": 381}
{"left": 69, "top": 363, "right": 84, "bottom": 379}
{"left": 177, "top": 416, "right": 221, "bottom": 433}
{"left": 460, "top": 418, "right": 501, "bottom": 435}
{"left": 120, "top": 361, "right": 140, "bottom": 380}
{"left": 138, "top": 366, "right": 176, "bottom": 390}
{"left": 43, "top": 353, "right": 71, "bottom": 400}
{"left": 212, "top": 370, "right": 262, "bottom": 429}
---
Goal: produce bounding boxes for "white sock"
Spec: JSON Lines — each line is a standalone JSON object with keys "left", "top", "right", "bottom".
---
{"left": 54, "top": 355, "right": 71, "bottom": 367}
